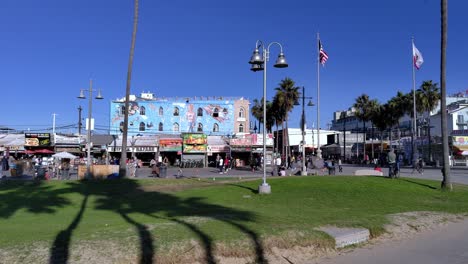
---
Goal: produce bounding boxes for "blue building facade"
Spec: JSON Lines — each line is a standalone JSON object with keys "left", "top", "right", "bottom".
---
{"left": 110, "top": 93, "right": 250, "bottom": 137}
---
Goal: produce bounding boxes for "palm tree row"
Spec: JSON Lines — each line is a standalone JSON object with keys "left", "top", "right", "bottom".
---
{"left": 353, "top": 80, "right": 441, "bottom": 160}
{"left": 251, "top": 77, "right": 300, "bottom": 160}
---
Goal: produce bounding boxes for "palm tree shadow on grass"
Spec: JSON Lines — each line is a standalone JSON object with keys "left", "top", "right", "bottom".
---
{"left": 0, "top": 180, "right": 71, "bottom": 219}
{"left": 49, "top": 194, "right": 89, "bottom": 264}
{"left": 53, "top": 179, "right": 266, "bottom": 264}
{"left": 400, "top": 178, "right": 438, "bottom": 190}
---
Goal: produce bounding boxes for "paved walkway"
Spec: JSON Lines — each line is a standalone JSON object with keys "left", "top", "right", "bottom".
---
{"left": 2, "top": 163, "right": 467, "bottom": 184}
{"left": 313, "top": 218, "right": 468, "bottom": 264}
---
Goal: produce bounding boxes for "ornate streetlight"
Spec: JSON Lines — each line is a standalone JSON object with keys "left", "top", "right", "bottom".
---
{"left": 249, "top": 40, "right": 288, "bottom": 194}
{"left": 78, "top": 79, "right": 103, "bottom": 179}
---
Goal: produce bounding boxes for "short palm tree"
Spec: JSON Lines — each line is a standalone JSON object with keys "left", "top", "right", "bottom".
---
{"left": 251, "top": 98, "right": 264, "bottom": 133}
{"left": 274, "top": 78, "right": 300, "bottom": 159}
{"left": 353, "top": 94, "right": 379, "bottom": 161}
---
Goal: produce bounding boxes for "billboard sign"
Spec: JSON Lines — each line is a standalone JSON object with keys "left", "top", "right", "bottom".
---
{"left": 25, "top": 133, "right": 51, "bottom": 147}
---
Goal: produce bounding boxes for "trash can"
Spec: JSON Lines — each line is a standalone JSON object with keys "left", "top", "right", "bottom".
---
{"left": 37, "top": 167, "right": 47, "bottom": 179}
{"left": 159, "top": 164, "right": 167, "bottom": 178}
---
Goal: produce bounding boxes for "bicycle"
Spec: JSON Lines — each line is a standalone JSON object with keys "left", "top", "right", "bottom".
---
{"left": 412, "top": 159, "right": 424, "bottom": 174}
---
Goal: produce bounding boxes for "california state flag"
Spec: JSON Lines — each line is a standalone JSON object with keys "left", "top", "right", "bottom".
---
{"left": 412, "top": 43, "right": 424, "bottom": 70}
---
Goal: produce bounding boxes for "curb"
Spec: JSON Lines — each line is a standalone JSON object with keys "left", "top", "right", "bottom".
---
{"left": 317, "top": 226, "right": 370, "bottom": 248}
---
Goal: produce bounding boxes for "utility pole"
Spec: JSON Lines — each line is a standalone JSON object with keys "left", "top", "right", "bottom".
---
{"left": 52, "top": 113, "right": 57, "bottom": 134}
{"left": 78, "top": 106, "right": 83, "bottom": 135}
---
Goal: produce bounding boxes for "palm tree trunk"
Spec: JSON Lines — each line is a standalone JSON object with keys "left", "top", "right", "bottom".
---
{"left": 363, "top": 121, "right": 367, "bottom": 163}
{"left": 285, "top": 114, "right": 290, "bottom": 164}
{"left": 281, "top": 121, "right": 285, "bottom": 160}
{"left": 440, "top": 0, "right": 452, "bottom": 190}
{"left": 119, "top": 0, "right": 139, "bottom": 178}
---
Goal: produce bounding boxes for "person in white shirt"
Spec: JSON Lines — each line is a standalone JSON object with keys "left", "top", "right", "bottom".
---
{"left": 218, "top": 157, "right": 224, "bottom": 174}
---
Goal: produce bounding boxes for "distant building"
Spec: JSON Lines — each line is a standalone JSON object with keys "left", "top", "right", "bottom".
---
{"left": 109, "top": 92, "right": 250, "bottom": 137}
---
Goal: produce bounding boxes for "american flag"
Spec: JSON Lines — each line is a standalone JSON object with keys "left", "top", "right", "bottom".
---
{"left": 319, "top": 40, "right": 328, "bottom": 65}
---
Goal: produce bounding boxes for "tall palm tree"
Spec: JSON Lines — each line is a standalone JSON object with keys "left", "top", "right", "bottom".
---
{"left": 353, "top": 94, "right": 379, "bottom": 161}
{"left": 440, "top": 0, "right": 451, "bottom": 190}
{"left": 120, "top": 0, "right": 139, "bottom": 178}
{"left": 274, "top": 77, "right": 300, "bottom": 160}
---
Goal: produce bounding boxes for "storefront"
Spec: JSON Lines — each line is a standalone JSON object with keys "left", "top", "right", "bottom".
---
{"left": 206, "top": 136, "right": 230, "bottom": 166}
{"left": 182, "top": 133, "right": 207, "bottom": 167}
{"left": 229, "top": 134, "right": 274, "bottom": 167}
{"left": 159, "top": 137, "right": 182, "bottom": 166}
{"left": 107, "top": 135, "right": 158, "bottom": 164}
{"left": 54, "top": 134, "right": 82, "bottom": 154}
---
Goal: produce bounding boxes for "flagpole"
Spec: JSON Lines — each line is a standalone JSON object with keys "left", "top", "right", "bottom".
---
{"left": 411, "top": 37, "right": 418, "bottom": 166}
{"left": 316, "top": 32, "right": 322, "bottom": 159}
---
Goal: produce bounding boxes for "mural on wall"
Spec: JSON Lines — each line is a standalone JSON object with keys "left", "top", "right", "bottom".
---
{"left": 110, "top": 99, "right": 236, "bottom": 135}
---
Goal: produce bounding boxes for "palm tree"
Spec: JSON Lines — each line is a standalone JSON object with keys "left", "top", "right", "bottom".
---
{"left": 440, "top": 0, "right": 451, "bottom": 190}
{"left": 416, "top": 80, "right": 440, "bottom": 114}
{"left": 274, "top": 78, "right": 300, "bottom": 160}
{"left": 416, "top": 80, "right": 440, "bottom": 163}
{"left": 353, "top": 94, "right": 379, "bottom": 162}
{"left": 120, "top": 0, "right": 139, "bottom": 178}
{"left": 251, "top": 98, "right": 263, "bottom": 133}
{"left": 371, "top": 105, "right": 388, "bottom": 161}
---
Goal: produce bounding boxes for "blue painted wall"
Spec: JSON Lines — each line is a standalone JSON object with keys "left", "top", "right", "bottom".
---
{"left": 110, "top": 99, "right": 236, "bottom": 136}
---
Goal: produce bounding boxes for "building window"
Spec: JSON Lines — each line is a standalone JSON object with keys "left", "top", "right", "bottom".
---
{"left": 197, "top": 123, "right": 203, "bottom": 132}
{"left": 239, "top": 107, "right": 245, "bottom": 118}
{"left": 140, "top": 106, "right": 146, "bottom": 116}
{"left": 457, "top": 115, "right": 464, "bottom": 124}
{"left": 159, "top": 107, "right": 164, "bottom": 116}
{"left": 213, "top": 108, "right": 219, "bottom": 117}
{"left": 213, "top": 123, "right": 219, "bottom": 132}
{"left": 174, "top": 107, "right": 179, "bottom": 116}
{"left": 121, "top": 106, "right": 126, "bottom": 116}
{"left": 239, "top": 123, "right": 244, "bottom": 133}
{"left": 173, "top": 123, "right": 179, "bottom": 132}
{"left": 197, "top": 107, "right": 203, "bottom": 116}
{"left": 139, "top": 122, "right": 145, "bottom": 131}
{"left": 158, "top": 122, "right": 163, "bottom": 131}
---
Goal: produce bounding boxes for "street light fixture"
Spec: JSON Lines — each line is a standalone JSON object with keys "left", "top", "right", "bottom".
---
{"left": 249, "top": 40, "right": 288, "bottom": 194}
{"left": 78, "top": 79, "right": 103, "bottom": 179}
{"left": 294, "top": 86, "right": 314, "bottom": 176}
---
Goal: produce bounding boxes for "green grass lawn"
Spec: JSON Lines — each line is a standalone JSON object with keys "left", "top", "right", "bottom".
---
{"left": 1, "top": 176, "right": 468, "bottom": 263}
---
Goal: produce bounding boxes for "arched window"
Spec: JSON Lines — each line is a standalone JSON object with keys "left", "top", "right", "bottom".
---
{"left": 213, "top": 123, "right": 219, "bottom": 132}
{"left": 238, "top": 124, "right": 244, "bottom": 133}
{"left": 213, "top": 108, "right": 219, "bottom": 117}
{"left": 140, "top": 106, "right": 146, "bottom": 116}
{"left": 197, "top": 123, "right": 203, "bottom": 132}
{"left": 197, "top": 107, "right": 203, "bottom": 116}
{"left": 159, "top": 107, "right": 164, "bottom": 116}
{"left": 139, "top": 122, "right": 145, "bottom": 131}
{"left": 173, "top": 107, "right": 179, "bottom": 116}
{"left": 239, "top": 107, "right": 245, "bottom": 118}
{"left": 121, "top": 106, "right": 126, "bottom": 116}
{"left": 158, "top": 122, "right": 163, "bottom": 131}
{"left": 119, "top": 121, "right": 124, "bottom": 132}
{"left": 173, "top": 123, "right": 179, "bottom": 132}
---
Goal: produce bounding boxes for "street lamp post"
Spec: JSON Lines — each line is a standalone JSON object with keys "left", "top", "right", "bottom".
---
{"left": 294, "top": 86, "right": 314, "bottom": 176}
{"left": 78, "top": 79, "right": 103, "bottom": 179}
{"left": 249, "top": 40, "right": 288, "bottom": 194}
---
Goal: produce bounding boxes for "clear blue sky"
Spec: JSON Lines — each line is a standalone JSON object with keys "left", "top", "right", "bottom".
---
{"left": 2, "top": 0, "right": 467, "bottom": 133}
